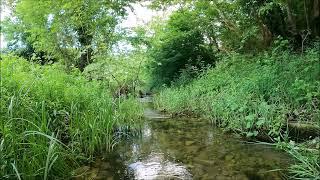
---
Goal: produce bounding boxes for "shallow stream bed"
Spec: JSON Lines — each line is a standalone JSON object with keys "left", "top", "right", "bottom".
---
{"left": 76, "top": 97, "right": 291, "bottom": 180}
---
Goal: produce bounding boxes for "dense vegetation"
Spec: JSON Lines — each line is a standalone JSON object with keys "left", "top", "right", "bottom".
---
{"left": 0, "top": 55, "right": 143, "bottom": 179}
{"left": 147, "top": 0, "right": 320, "bottom": 87}
{"left": 146, "top": 0, "right": 320, "bottom": 179}
{"left": 156, "top": 46, "right": 319, "bottom": 137}
{"left": 1, "top": 1, "right": 146, "bottom": 179}
{"left": 155, "top": 45, "right": 320, "bottom": 178}
{"left": 1, "top": 0, "right": 319, "bottom": 179}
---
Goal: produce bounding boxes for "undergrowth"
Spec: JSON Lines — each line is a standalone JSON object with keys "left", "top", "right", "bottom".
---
{"left": 0, "top": 55, "right": 143, "bottom": 179}
{"left": 154, "top": 45, "right": 320, "bottom": 178}
{"left": 278, "top": 140, "right": 320, "bottom": 179}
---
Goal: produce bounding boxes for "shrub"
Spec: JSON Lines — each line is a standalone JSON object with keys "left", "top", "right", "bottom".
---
{"left": 155, "top": 46, "right": 319, "bottom": 138}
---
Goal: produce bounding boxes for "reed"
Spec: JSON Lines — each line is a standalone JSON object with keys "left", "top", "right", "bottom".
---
{"left": 0, "top": 55, "right": 143, "bottom": 179}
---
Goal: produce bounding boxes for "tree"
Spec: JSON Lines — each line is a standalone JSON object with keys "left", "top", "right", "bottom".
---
{"left": 148, "top": 9, "right": 216, "bottom": 86}
{"left": 2, "top": 0, "right": 137, "bottom": 71}
{"left": 150, "top": 0, "right": 320, "bottom": 51}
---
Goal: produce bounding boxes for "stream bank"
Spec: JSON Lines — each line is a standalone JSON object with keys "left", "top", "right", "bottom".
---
{"left": 74, "top": 97, "right": 292, "bottom": 180}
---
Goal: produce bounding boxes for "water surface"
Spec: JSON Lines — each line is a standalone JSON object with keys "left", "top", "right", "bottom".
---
{"left": 76, "top": 98, "right": 291, "bottom": 180}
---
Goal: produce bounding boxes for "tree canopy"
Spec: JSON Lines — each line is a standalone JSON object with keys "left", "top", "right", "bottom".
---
{"left": 2, "top": 0, "right": 138, "bottom": 70}
{"left": 144, "top": 0, "right": 319, "bottom": 86}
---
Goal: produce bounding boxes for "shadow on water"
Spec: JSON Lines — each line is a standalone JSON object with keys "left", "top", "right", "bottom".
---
{"left": 75, "top": 97, "right": 291, "bottom": 180}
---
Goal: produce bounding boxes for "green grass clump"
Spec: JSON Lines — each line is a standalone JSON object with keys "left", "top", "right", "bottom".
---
{"left": 154, "top": 46, "right": 320, "bottom": 178}
{"left": 155, "top": 46, "right": 319, "bottom": 137}
{"left": 278, "top": 140, "right": 320, "bottom": 179}
{"left": 0, "top": 55, "right": 143, "bottom": 179}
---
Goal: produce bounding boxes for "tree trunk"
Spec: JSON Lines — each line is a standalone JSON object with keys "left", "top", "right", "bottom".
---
{"left": 286, "top": 0, "right": 297, "bottom": 36}
{"left": 261, "top": 23, "right": 273, "bottom": 47}
{"left": 312, "top": 0, "right": 320, "bottom": 36}
{"left": 304, "top": 0, "right": 310, "bottom": 31}
{"left": 77, "top": 26, "right": 93, "bottom": 72}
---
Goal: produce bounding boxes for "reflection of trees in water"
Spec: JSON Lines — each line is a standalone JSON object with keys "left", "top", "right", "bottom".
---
{"left": 108, "top": 106, "right": 291, "bottom": 179}
{"left": 128, "top": 152, "right": 192, "bottom": 180}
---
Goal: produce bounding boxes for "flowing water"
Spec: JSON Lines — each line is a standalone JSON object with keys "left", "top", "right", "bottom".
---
{"left": 75, "top": 97, "right": 291, "bottom": 180}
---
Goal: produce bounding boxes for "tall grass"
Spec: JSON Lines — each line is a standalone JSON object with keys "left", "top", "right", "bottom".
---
{"left": 154, "top": 45, "right": 320, "bottom": 178}
{"left": 277, "top": 141, "right": 320, "bottom": 179}
{"left": 155, "top": 46, "right": 319, "bottom": 137}
{"left": 0, "top": 55, "right": 143, "bottom": 179}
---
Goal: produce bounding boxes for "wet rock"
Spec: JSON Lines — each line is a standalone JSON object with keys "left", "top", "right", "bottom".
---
{"left": 206, "top": 168, "right": 219, "bottom": 178}
{"left": 196, "top": 151, "right": 208, "bottom": 160}
{"left": 215, "top": 175, "right": 231, "bottom": 180}
{"left": 222, "top": 170, "right": 230, "bottom": 176}
{"left": 186, "top": 164, "right": 195, "bottom": 169}
{"left": 194, "top": 158, "right": 216, "bottom": 166}
{"left": 201, "top": 173, "right": 212, "bottom": 180}
{"left": 94, "top": 176, "right": 106, "bottom": 180}
{"left": 233, "top": 174, "right": 249, "bottom": 180}
{"left": 98, "top": 170, "right": 111, "bottom": 176}
{"left": 224, "top": 154, "right": 234, "bottom": 161}
{"left": 95, "top": 170, "right": 113, "bottom": 180}
{"left": 217, "top": 153, "right": 227, "bottom": 160}
{"left": 194, "top": 166, "right": 206, "bottom": 177}
{"left": 186, "top": 145, "right": 200, "bottom": 154}
{"left": 93, "top": 159, "right": 102, "bottom": 167}
{"left": 100, "top": 162, "right": 111, "bottom": 170}
{"left": 87, "top": 168, "right": 99, "bottom": 179}
{"left": 185, "top": 140, "right": 195, "bottom": 146}
{"left": 72, "top": 166, "right": 90, "bottom": 176}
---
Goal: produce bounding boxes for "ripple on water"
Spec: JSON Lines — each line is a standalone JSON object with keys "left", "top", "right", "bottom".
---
{"left": 76, "top": 101, "right": 291, "bottom": 180}
{"left": 128, "top": 152, "right": 192, "bottom": 180}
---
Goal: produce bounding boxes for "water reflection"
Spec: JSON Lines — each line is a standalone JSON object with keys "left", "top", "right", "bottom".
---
{"left": 128, "top": 152, "right": 192, "bottom": 180}
{"left": 76, "top": 98, "right": 291, "bottom": 180}
{"left": 142, "top": 124, "right": 152, "bottom": 138}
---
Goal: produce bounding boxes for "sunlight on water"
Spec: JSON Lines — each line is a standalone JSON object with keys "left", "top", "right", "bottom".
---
{"left": 76, "top": 97, "right": 291, "bottom": 180}
{"left": 128, "top": 152, "right": 192, "bottom": 179}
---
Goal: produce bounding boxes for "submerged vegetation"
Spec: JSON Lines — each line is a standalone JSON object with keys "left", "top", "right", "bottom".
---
{"left": 1, "top": 0, "right": 319, "bottom": 179}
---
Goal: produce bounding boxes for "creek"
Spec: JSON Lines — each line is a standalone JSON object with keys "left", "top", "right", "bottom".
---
{"left": 76, "top": 97, "right": 291, "bottom": 180}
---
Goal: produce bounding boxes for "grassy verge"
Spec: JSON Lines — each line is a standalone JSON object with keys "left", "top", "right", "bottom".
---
{"left": 0, "top": 55, "right": 143, "bottom": 179}
{"left": 278, "top": 139, "right": 320, "bottom": 179}
{"left": 154, "top": 46, "right": 320, "bottom": 178}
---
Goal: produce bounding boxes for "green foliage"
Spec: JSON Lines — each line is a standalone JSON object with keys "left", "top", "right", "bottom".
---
{"left": 84, "top": 50, "right": 150, "bottom": 95}
{"left": 2, "top": 0, "right": 136, "bottom": 70}
{"left": 1, "top": 1, "right": 319, "bottom": 179}
{"left": 151, "top": 0, "right": 320, "bottom": 51}
{"left": 0, "top": 55, "right": 143, "bottom": 179}
{"left": 155, "top": 45, "right": 320, "bottom": 179}
{"left": 148, "top": 9, "right": 216, "bottom": 87}
{"left": 278, "top": 140, "right": 320, "bottom": 179}
{"left": 155, "top": 45, "right": 320, "bottom": 138}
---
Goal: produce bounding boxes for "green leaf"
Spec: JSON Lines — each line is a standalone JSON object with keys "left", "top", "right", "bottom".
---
{"left": 246, "top": 121, "right": 253, "bottom": 129}
{"left": 245, "top": 114, "right": 255, "bottom": 121}
{"left": 256, "top": 118, "right": 265, "bottom": 127}
{"left": 246, "top": 132, "right": 254, "bottom": 137}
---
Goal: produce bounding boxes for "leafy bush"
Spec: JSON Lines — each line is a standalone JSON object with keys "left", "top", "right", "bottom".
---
{"left": 155, "top": 45, "right": 320, "bottom": 138}
{"left": 155, "top": 45, "right": 320, "bottom": 179}
{"left": 0, "top": 55, "right": 143, "bottom": 179}
{"left": 155, "top": 45, "right": 320, "bottom": 178}
{"left": 277, "top": 140, "right": 320, "bottom": 179}
{"left": 148, "top": 9, "right": 216, "bottom": 87}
